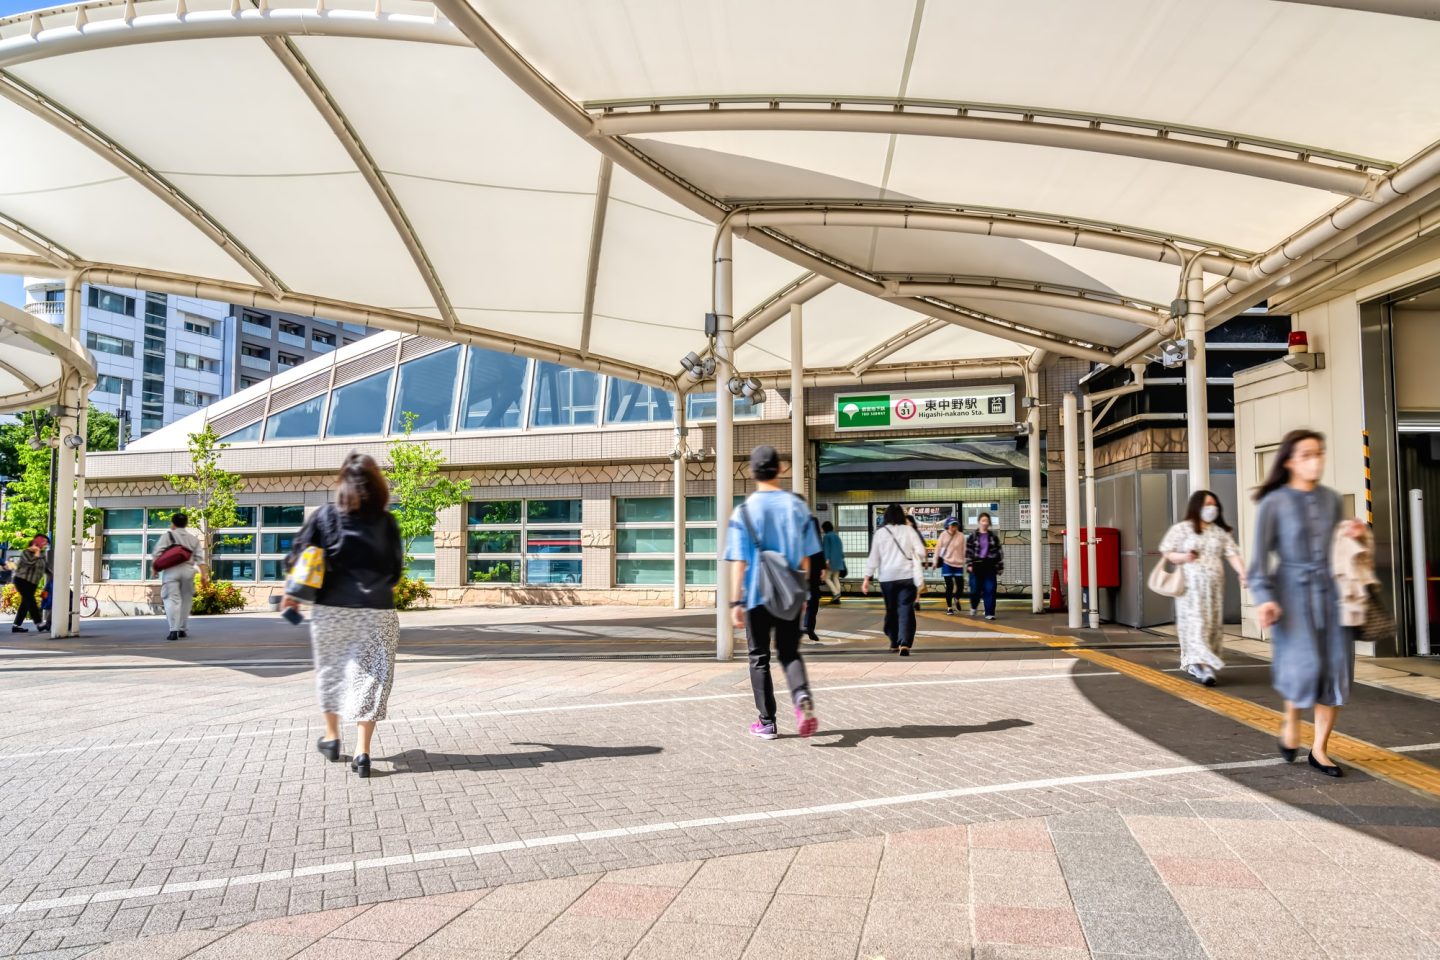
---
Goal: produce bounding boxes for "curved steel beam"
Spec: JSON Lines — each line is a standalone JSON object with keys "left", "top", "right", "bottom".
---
{"left": 753, "top": 359, "right": 1025, "bottom": 390}
{"left": 731, "top": 204, "right": 1254, "bottom": 279}
{"left": 0, "top": 355, "right": 42, "bottom": 391}
{"left": 1270, "top": 0, "right": 1440, "bottom": 19}
{"left": 0, "top": 211, "right": 76, "bottom": 268}
{"left": 265, "top": 34, "right": 457, "bottom": 326}
{"left": 891, "top": 281, "right": 1169, "bottom": 329}
{"left": 0, "top": 5, "right": 468, "bottom": 72}
{"left": 592, "top": 104, "right": 1381, "bottom": 197}
{"left": 848, "top": 317, "right": 948, "bottom": 375}
{"left": 0, "top": 71, "right": 286, "bottom": 296}
{"left": 734, "top": 273, "right": 834, "bottom": 348}
{"left": 579, "top": 158, "right": 613, "bottom": 357}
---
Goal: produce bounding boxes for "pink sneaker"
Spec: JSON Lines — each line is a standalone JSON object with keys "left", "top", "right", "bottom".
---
{"left": 749, "top": 721, "right": 778, "bottom": 740}
{"left": 795, "top": 697, "right": 818, "bottom": 738}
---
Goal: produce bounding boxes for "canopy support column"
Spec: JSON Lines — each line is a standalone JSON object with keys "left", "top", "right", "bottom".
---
{"left": 1083, "top": 396, "right": 1099, "bottom": 629}
{"left": 715, "top": 225, "right": 735, "bottom": 661}
{"left": 673, "top": 404, "right": 687, "bottom": 611}
{"left": 1025, "top": 363, "right": 1044, "bottom": 614}
{"left": 50, "top": 379, "right": 78, "bottom": 638}
{"left": 790, "top": 303, "right": 805, "bottom": 499}
{"left": 1063, "top": 392, "right": 1082, "bottom": 630}
{"left": 71, "top": 401, "right": 88, "bottom": 630}
{"left": 1184, "top": 271, "right": 1209, "bottom": 493}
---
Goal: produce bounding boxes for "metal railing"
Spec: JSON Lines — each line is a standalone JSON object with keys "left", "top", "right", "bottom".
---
{"left": 25, "top": 300, "right": 63, "bottom": 318}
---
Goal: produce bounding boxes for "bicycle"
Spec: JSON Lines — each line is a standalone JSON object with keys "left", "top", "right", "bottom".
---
{"left": 77, "top": 572, "right": 99, "bottom": 618}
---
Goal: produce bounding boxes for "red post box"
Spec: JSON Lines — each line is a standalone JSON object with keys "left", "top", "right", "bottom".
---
{"left": 1062, "top": 527, "right": 1121, "bottom": 588}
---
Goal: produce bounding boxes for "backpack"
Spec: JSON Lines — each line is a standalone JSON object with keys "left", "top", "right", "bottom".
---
{"left": 737, "top": 498, "right": 808, "bottom": 620}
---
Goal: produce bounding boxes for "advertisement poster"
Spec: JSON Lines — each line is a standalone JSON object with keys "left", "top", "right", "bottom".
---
{"left": 870, "top": 502, "right": 955, "bottom": 568}
{"left": 1018, "top": 500, "right": 1050, "bottom": 527}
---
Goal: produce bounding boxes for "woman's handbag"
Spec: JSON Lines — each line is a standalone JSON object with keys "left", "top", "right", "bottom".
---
{"left": 152, "top": 532, "right": 193, "bottom": 572}
{"left": 1358, "top": 585, "right": 1396, "bottom": 646}
{"left": 1147, "top": 558, "right": 1186, "bottom": 598}
{"left": 285, "top": 507, "right": 332, "bottom": 602}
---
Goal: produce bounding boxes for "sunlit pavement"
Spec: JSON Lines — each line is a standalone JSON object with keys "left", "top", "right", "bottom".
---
{"left": 2, "top": 604, "right": 1439, "bottom": 959}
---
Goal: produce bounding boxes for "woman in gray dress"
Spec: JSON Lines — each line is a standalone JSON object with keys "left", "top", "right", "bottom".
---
{"left": 1247, "top": 430, "right": 1365, "bottom": 777}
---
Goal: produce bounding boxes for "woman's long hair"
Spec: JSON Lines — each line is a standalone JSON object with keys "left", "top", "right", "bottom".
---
{"left": 335, "top": 452, "right": 389, "bottom": 515}
{"left": 1253, "top": 429, "right": 1324, "bottom": 502}
{"left": 1185, "top": 489, "right": 1231, "bottom": 534}
{"left": 883, "top": 503, "right": 906, "bottom": 526}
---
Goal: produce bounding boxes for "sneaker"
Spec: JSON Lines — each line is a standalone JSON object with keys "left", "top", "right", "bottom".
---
{"left": 166, "top": 631, "right": 179, "bottom": 642}
{"left": 794, "top": 697, "right": 818, "bottom": 738}
{"left": 749, "top": 721, "right": 778, "bottom": 740}
{"left": 10, "top": 625, "right": 27, "bottom": 633}
{"left": 985, "top": 615, "right": 996, "bottom": 621}
{"left": 969, "top": 608, "right": 979, "bottom": 617}
{"left": 1199, "top": 665, "right": 1218, "bottom": 687}
{"left": 1185, "top": 664, "right": 1207, "bottom": 684}
{"left": 945, "top": 607, "right": 956, "bottom": 616}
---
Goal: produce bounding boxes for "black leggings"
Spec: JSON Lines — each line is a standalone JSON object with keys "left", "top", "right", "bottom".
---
{"left": 943, "top": 575, "right": 964, "bottom": 608}
{"left": 11, "top": 578, "right": 41, "bottom": 626}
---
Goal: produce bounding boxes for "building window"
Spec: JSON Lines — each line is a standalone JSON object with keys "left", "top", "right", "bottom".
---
{"left": 220, "top": 420, "right": 262, "bottom": 443}
{"left": 465, "top": 498, "right": 582, "bottom": 585}
{"left": 240, "top": 377, "right": 261, "bottom": 389}
{"left": 312, "top": 330, "right": 335, "bottom": 347}
{"left": 327, "top": 368, "right": 392, "bottom": 438}
{"left": 206, "top": 504, "right": 305, "bottom": 583}
{"left": 99, "top": 506, "right": 182, "bottom": 581}
{"left": 613, "top": 496, "right": 737, "bottom": 586}
{"left": 44, "top": 289, "right": 64, "bottom": 303}
{"left": 390, "top": 345, "right": 460, "bottom": 434}
{"left": 277, "top": 353, "right": 301, "bottom": 368}
{"left": 174, "top": 388, "right": 215, "bottom": 407}
{"left": 86, "top": 331, "right": 134, "bottom": 357}
{"left": 175, "top": 352, "right": 217, "bottom": 372}
{"left": 265, "top": 394, "right": 326, "bottom": 441}
{"left": 241, "top": 310, "right": 272, "bottom": 338}
{"left": 88, "top": 287, "right": 136, "bottom": 316}
{"left": 460, "top": 347, "right": 528, "bottom": 431}
{"left": 279, "top": 320, "right": 305, "bottom": 337}
{"left": 605, "top": 378, "right": 674, "bottom": 425}
{"left": 530, "top": 361, "right": 600, "bottom": 428}
{"left": 181, "top": 315, "right": 214, "bottom": 336}
{"left": 95, "top": 374, "right": 133, "bottom": 396}
{"left": 685, "top": 391, "right": 762, "bottom": 422}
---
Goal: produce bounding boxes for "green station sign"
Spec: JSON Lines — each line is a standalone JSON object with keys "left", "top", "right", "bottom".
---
{"left": 835, "top": 385, "right": 1015, "bottom": 431}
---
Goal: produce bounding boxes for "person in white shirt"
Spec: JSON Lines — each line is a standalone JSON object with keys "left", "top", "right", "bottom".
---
{"left": 152, "top": 512, "right": 205, "bottom": 642}
{"left": 862, "top": 504, "right": 927, "bottom": 656}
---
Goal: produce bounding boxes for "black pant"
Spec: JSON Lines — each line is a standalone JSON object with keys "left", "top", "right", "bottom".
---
{"left": 745, "top": 606, "right": 811, "bottom": 724}
{"left": 943, "top": 575, "right": 963, "bottom": 609}
{"left": 881, "top": 579, "right": 918, "bottom": 648}
{"left": 11, "top": 577, "right": 41, "bottom": 627}
{"left": 802, "top": 579, "right": 822, "bottom": 637}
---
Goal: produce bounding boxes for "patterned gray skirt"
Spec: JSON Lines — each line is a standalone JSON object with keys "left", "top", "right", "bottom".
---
{"left": 309, "top": 604, "right": 400, "bottom": 722}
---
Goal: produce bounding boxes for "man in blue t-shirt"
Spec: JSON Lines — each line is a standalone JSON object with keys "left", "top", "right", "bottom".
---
{"left": 724, "top": 445, "right": 822, "bottom": 740}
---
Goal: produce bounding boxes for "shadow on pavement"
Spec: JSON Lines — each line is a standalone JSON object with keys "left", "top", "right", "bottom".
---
{"left": 811, "top": 719, "right": 1033, "bottom": 749}
{"left": 380, "top": 741, "right": 664, "bottom": 774}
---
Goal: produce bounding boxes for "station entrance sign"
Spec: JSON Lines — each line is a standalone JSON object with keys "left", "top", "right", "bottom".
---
{"left": 835, "top": 385, "right": 1015, "bottom": 431}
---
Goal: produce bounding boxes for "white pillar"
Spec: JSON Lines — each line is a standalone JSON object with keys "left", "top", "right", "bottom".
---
{"left": 1063, "top": 391, "right": 1082, "bottom": 630}
{"left": 72, "top": 400, "right": 89, "bottom": 628}
{"left": 789, "top": 303, "right": 805, "bottom": 498}
{"left": 1184, "top": 272, "right": 1209, "bottom": 493}
{"left": 50, "top": 382, "right": 78, "bottom": 638}
{"left": 1028, "top": 399, "right": 1043, "bottom": 614}
{"left": 673, "top": 404, "right": 687, "bottom": 610}
{"left": 1083, "top": 396, "right": 1099, "bottom": 629}
{"left": 714, "top": 226, "right": 735, "bottom": 661}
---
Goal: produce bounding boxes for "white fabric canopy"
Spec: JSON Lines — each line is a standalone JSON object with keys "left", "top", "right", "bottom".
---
{"left": 0, "top": 0, "right": 1438, "bottom": 385}
{"left": 0, "top": 300, "right": 93, "bottom": 413}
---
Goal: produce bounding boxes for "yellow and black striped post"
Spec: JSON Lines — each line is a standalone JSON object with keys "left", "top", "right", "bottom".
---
{"left": 1363, "top": 429, "right": 1373, "bottom": 526}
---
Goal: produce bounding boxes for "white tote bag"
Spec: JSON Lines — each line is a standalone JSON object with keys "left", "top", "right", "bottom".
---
{"left": 1147, "top": 558, "right": 1185, "bottom": 598}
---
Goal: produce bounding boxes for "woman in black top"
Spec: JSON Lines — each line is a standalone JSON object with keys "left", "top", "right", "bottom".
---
{"left": 283, "top": 453, "right": 403, "bottom": 778}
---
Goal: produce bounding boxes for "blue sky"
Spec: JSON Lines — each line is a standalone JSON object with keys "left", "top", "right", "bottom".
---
{"left": 0, "top": 1, "right": 72, "bottom": 309}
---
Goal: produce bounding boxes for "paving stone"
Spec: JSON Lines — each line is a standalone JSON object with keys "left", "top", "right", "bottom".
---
{"left": 466, "top": 876, "right": 597, "bottom": 916}
{"left": 659, "top": 886, "right": 772, "bottom": 927}
{"left": 775, "top": 864, "right": 876, "bottom": 898}
{"left": 860, "top": 898, "right": 970, "bottom": 944}
{"left": 758, "top": 892, "right": 868, "bottom": 937}
{"left": 1149, "top": 856, "right": 1263, "bottom": 888}
{"left": 599, "top": 860, "right": 700, "bottom": 888}
{"left": 1076, "top": 908, "right": 1206, "bottom": 959}
{"left": 564, "top": 881, "right": 677, "bottom": 921}
{"left": 328, "top": 901, "right": 463, "bottom": 943}
{"left": 417, "top": 912, "right": 551, "bottom": 956}
{"left": 288, "top": 939, "right": 411, "bottom": 960}
{"left": 185, "top": 932, "right": 314, "bottom": 960}
{"left": 66, "top": 930, "right": 227, "bottom": 960}
{"left": 627, "top": 920, "right": 752, "bottom": 960}
{"left": 740, "top": 926, "right": 859, "bottom": 960}
{"left": 973, "top": 906, "right": 1086, "bottom": 949}
{"left": 513, "top": 915, "right": 650, "bottom": 960}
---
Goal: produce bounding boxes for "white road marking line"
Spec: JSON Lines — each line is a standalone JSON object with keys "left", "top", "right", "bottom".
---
{"left": 0, "top": 750, "right": 1319, "bottom": 916}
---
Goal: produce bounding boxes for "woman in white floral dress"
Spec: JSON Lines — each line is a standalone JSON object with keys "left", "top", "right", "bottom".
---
{"left": 1158, "top": 490, "right": 1248, "bottom": 686}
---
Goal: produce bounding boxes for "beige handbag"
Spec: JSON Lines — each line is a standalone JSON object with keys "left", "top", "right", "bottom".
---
{"left": 1147, "top": 558, "right": 1185, "bottom": 598}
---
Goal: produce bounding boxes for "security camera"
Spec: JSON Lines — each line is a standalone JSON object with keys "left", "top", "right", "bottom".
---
{"left": 63, "top": 434, "right": 84, "bottom": 450}
{"left": 1160, "top": 339, "right": 1195, "bottom": 369}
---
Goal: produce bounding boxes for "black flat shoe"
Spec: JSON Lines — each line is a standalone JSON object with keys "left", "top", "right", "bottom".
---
{"left": 1308, "top": 753, "right": 1343, "bottom": 778}
{"left": 179, "top": 630, "right": 187, "bottom": 638}
{"left": 165, "top": 631, "right": 179, "bottom": 642}
{"left": 1278, "top": 741, "right": 1298, "bottom": 763}
{"left": 899, "top": 648, "right": 911, "bottom": 657}
{"left": 316, "top": 737, "right": 340, "bottom": 762}
{"left": 351, "top": 753, "right": 371, "bottom": 778}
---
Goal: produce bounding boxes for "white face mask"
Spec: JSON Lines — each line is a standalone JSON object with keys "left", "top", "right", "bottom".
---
{"left": 1200, "top": 505, "right": 1220, "bottom": 523}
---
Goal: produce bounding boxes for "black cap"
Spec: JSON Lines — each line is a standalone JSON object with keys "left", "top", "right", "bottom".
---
{"left": 750, "top": 444, "right": 780, "bottom": 479}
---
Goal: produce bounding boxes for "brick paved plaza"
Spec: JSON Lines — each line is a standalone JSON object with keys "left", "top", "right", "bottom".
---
{"left": 3, "top": 604, "right": 1440, "bottom": 959}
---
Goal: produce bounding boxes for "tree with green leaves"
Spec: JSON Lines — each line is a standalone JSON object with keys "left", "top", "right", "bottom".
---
{"left": 385, "top": 411, "right": 468, "bottom": 571}
{"left": 0, "top": 405, "right": 119, "bottom": 482}
{"left": 0, "top": 406, "right": 114, "bottom": 548}
{"left": 165, "top": 424, "right": 244, "bottom": 579}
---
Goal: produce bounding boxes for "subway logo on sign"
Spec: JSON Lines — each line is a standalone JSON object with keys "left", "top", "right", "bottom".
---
{"left": 836, "top": 395, "right": 891, "bottom": 428}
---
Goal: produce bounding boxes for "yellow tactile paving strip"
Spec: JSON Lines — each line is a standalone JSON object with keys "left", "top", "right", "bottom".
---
{"left": 918, "top": 611, "right": 1440, "bottom": 799}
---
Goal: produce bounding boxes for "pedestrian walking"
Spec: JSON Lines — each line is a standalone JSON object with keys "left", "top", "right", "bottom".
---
{"left": 802, "top": 515, "right": 825, "bottom": 643}
{"left": 904, "top": 513, "right": 925, "bottom": 609}
{"left": 282, "top": 453, "right": 404, "bottom": 778}
{"left": 1248, "top": 429, "right": 1366, "bottom": 777}
{"left": 933, "top": 518, "right": 967, "bottom": 615}
{"left": 9, "top": 534, "right": 50, "bottom": 633}
{"left": 724, "top": 445, "right": 821, "bottom": 740}
{"left": 1158, "top": 491, "right": 1248, "bottom": 686}
{"left": 863, "top": 503, "right": 926, "bottom": 655}
{"left": 153, "top": 513, "right": 203, "bottom": 642}
{"left": 821, "top": 521, "right": 846, "bottom": 603}
{"left": 966, "top": 512, "right": 1004, "bottom": 619}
